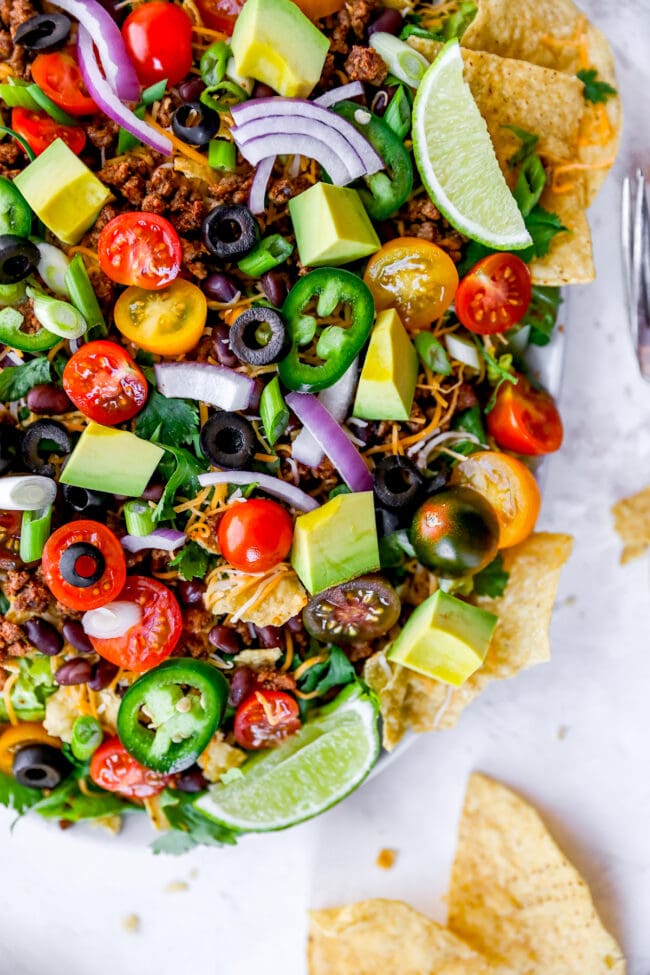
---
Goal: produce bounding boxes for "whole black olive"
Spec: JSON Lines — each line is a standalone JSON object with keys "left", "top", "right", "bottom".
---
{"left": 14, "top": 13, "right": 71, "bottom": 50}
{"left": 21, "top": 419, "right": 71, "bottom": 478}
{"left": 229, "top": 307, "right": 290, "bottom": 366}
{"left": 12, "top": 744, "right": 71, "bottom": 790}
{"left": 61, "top": 483, "right": 108, "bottom": 519}
{"left": 59, "top": 542, "right": 106, "bottom": 588}
{"left": 172, "top": 101, "right": 220, "bottom": 147}
{"left": 0, "top": 423, "right": 21, "bottom": 475}
{"left": 374, "top": 455, "right": 424, "bottom": 511}
{"left": 200, "top": 412, "right": 256, "bottom": 469}
{"left": 0, "top": 235, "right": 40, "bottom": 284}
{"left": 202, "top": 204, "right": 260, "bottom": 260}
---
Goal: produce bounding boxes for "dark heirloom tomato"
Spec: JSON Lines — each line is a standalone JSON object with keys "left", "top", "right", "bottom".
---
{"left": 90, "top": 737, "right": 170, "bottom": 799}
{"left": 41, "top": 521, "right": 127, "bottom": 611}
{"left": 122, "top": 1, "right": 194, "bottom": 86}
{"left": 89, "top": 576, "right": 182, "bottom": 673}
{"left": 487, "top": 373, "right": 563, "bottom": 456}
{"left": 31, "top": 50, "right": 97, "bottom": 116}
{"left": 455, "top": 253, "right": 532, "bottom": 335}
{"left": 11, "top": 107, "right": 85, "bottom": 156}
{"left": 63, "top": 341, "right": 148, "bottom": 426}
{"left": 218, "top": 499, "right": 294, "bottom": 574}
{"left": 303, "top": 576, "right": 401, "bottom": 644}
{"left": 98, "top": 213, "right": 182, "bottom": 291}
{"left": 195, "top": 0, "right": 245, "bottom": 33}
{"left": 234, "top": 690, "right": 301, "bottom": 750}
{"left": 410, "top": 487, "right": 500, "bottom": 578}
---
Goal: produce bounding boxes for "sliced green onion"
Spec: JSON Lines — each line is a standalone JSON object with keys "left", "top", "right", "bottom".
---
{"left": 141, "top": 78, "right": 168, "bottom": 105}
{"left": 383, "top": 85, "right": 411, "bottom": 141}
{"left": 414, "top": 332, "right": 452, "bottom": 375}
{"left": 514, "top": 154, "right": 546, "bottom": 217}
{"left": 123, "top": 499, "right": 155, "bottom": 537}
{"left": 27, "top": 287, "right": 87, "bottom": 340}
{"left": 64, "top": 254, "right": 107, "bottom": 340}
{"left": 209, "top": 138, "right": 236, "bottom": 171}
{"left": 19, "top": 504, "right": 52, "bottom": 562}
{"left": 37, "top": 243, "right": 71, "bottom": 297}
{"left": 27, "top": 84, "right": 78, "bottom": 126}
{"left": 260, "top": 376, "right": 289, "bottom": 447}
{"left": 70, "top": 715, "right": 103, "bottom": 762}
{"left": 369, "top": 33, "right": 429, "bottom": 88}
{"left": 200, "top": 41, "right": 231, "bottom": 87}
{"left": 0, "top": 81, "right": 40, "bottom": 110}
{"left": 237, "top": 235, "right": 294, "bottom": 276}
{"left": 0, "top": 124, "right": 35, "bottom": 161}
{"left": 0, "top": 283, "right": 27, "bottom": 307}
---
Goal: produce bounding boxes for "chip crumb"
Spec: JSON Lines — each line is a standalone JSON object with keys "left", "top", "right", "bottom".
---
{"left": 165, "top": 881, "right": 189, "bottom": 893}
{"left": 557, "top": 724, "right": 569, "bottom": 740}
{"left": 376, "top": 848, "right": 398, "bottom": 870}
{"left": 189, "top": 868, "right": 199, "bottom": 880}
{"left": 122, "top": 914, "right": 140, "bottom": 934}
{"left": 611, "top": 484, "right": 650, "bottom": 563}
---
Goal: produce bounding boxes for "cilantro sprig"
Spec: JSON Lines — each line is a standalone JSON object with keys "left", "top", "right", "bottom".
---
{"left": 577, "top": 69, "right": 617, "bottom": 104}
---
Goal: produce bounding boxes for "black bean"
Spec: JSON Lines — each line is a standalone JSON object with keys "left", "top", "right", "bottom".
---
{"left": 141, "top": 482, "right": 165, "bottom": 502}
{"left": 229, "top": 666, "right": 256, "bottom": 707}
{"left": 203, "top": 272, "right": 239, "bottom": 303}
{"left": 254, "top": 625, "right": 283, "bottom": 649}
{"left": 177, "top": 580, "right": 206, "bottom": 606}
{"left": 252, "top": 82, "right": 276, "bottom": 99}
{"left": 179, "top": 77, "right": 206, "bottom": 102}
{"left": 88, "top": 658, "right": 119, "bottom": 691}
{"left": 175, "top": 766, "right": 208, "bottom": 793}
{"left": 55, "top": 658, "right": 93, "bottom": 686}
{"left": 26, "top": 383, "right": 72, "bottom": 415}
{"left": 208, "top": 624, "right": 241, "bottom": 655}
{"left": 212, "top": 323, "right": 238, "bottom": 367}
{"left": 260, "top": 270, "right": 288, "bottom": 307}
{"left": 368, "top": 8, "right": 403, "bottom": 36}
{"left": 286, "top": 614, "right": 304, "bottom": 634}
{"left": 24, "top": 618, "right": 62, "bottom": 656}
{"left": 62, "top": 619, "right": 94, "bottom": 654}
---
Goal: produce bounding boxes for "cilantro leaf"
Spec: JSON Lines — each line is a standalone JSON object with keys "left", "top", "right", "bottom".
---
{"left": 297, "top": 647, "right": 356, "bottom": 696}
{"left": 473, "top": 553, "right": 509, "bottom": 597}
{"left": 169, "top": 540, "right": 210, "bottom": 581}
{"left": 379, "top": 529, "right": 416, "bottom": 569}
{"left": 577, "top": 69, "right": 617, "bottom": 104}
{"left": 457, "top": 239, "right": 492, "bottom": 277}
{"left": 153, "top": 444, "right": 207, "bottom": 522}
{"left": 31, "top": 772, "right": 137, "bottom": 822}
{"left": 0, "top": 770, "right": 41, "bottom": 814}
{"left": 518, "top": 205, "right": 568, "bottom": 262}
{"left": 0, "top": 357, "right": 51, "bottom": 401}
{"left": 474, "top": 340, "right": 516, "bottom": 412}
{"left": 0, "top": 590, "right": 8, "bottom": 615}
{"left": 136, "top": 385, "right": 200, "bottom": 447}
{"left": 522, "top": 286, "right": 563, "bottom": 346}
{"left": 151, "top": 789, "right": 239, "bottom": 854}
{"left": 504, "top": 125, "right": 539, "bottom": 168}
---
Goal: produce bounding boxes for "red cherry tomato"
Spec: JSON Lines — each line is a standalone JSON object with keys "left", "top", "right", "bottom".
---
{"left": 90, "top": 737, "right": 170, "bottom": 798}
{"left": 122, "top": 1, "right": 193, "bottom": 86}
{"left": 455, "top": 253, "right": 532, "bottom": 335}
{"left": 218, "top": 499, "right": 294, "bottom": 574}
{"left": 487, "top": 373, "right": 563, "bottom": 456}
{"left": 97, "top": 212, "right": 182, "bottom": 291}
{"left": 195, "top": 0, "right": 245, "bottom": 34}
{"left": 234, "top": 690, "right": 301, "bottom": 750}
{"left": 89, "top": 576, "right": 183, "bottom": 673}
{"left": 30, "top": 50, "right": 98, "bottom": 116}
{"left": 41, "top": 521, "right": 127, "bottom": 611}
{"left": 11, "top": 107, "right": 85, "bottom": 156}
{"left": 63, "top": 341, "right": 148, "bottom": 426}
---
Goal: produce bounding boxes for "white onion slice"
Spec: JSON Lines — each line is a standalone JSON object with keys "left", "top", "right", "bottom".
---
{"left": 444, "top": 333, "right": 481, "bottom": 370}
{"left": 154, "top": 361, "right": 254, "bottom": 412}
{"left": 0, "top": 475, "right": 57, "bottom": 511}
{"left": 121, "top": 529, "right": 186, "bottom": 554}
{"left": 292, "top": 359, "right": 359, "bottom": 468}
{"left": 314, "top": 81, "right": 364, "bottom": 108}
{"left": 198, "top": 470, "right": 318, "bottom": 512}
{"left": 82, "top": 602, "right": 143, "bottom": 640}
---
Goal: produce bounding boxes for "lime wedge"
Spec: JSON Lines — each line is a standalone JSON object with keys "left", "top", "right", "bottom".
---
{"left": 412, "top": 40, "right": 532, "bottom": 250}
{"left": 194, "top": 685, "right": 379, "bottom": 831}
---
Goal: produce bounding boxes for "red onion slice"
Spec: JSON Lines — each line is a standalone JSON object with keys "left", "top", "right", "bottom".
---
{"left": 249, "top": 156, "right": 276, "bottom": 215}
{"left": 286, "top": 392, "right": 373, "bottom": 493}
{"left": 154, "top": 361, "right": 254, "bottom": 412}
{"left": 77, "top": 28, "right": 172, "bottom": 156}
{"left": 292, "top": 359, "right": 359, "bottom": 468}
{"left": 233, "top": 132, "right": 353, "bottom": 186}
{"left": 314, "top": 81, "right": 364, "bottom": 108}
{"left": 198, "top": 470, "right": 318, "bottom": 512}
{"left": 51, "top": 0, "right": 139, "bottom": 101}
{"left": 121, "top": 529, "right": 187, "bottom": 554}
{"left": 233, "top": 116, "right": 366, "bottom": 181}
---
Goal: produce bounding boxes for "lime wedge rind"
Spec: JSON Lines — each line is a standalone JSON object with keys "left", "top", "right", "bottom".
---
{"left": 194, "top": 686, "right": 380, "bottom": 832}
{"left": 412, "top": 39, "right": 532, "bottom": 251}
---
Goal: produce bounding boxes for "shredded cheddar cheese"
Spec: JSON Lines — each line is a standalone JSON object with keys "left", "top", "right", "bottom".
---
{"left": 146, "top": 113, "right": 215, "bottom": 168}
{"left": 280, "top": 629, "right": 294, "bottom": 673}
{"left": 550, "top": 156, "right": 617, "bottom": 194}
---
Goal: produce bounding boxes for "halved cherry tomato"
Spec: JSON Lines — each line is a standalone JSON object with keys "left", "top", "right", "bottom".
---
{"left": 218, "top": 499, "right": 294, "bottom": 574}
{"left": 98, "top": 213, "right": 182, "bottom": 291}
{"left": 42, "top": 520, "right": 127, "bottom": 612}
{"left": 451, "top": 450, "right": 541, "bottom": 548}
{"left": 455, "top": 254, "right": 532, "bottom": 335}
{"left": 195, "top": 0, "right": 245, "bottom": 33}
{"left": 487, "top": 374, "right": 563, "bottom": 456}
{"left": 122, "top": 1, "right": 193, "bottom": 86}
{"left": 89, "top": 576, "right": 182, "bottom": 673}
{"left": 363, "top": 237, "right": 458, "bottom": 329}
{"left": 90, "top": 737, "right": 170, "bottom": 798}
{"left": 114, "top": 278, "right": 207, "bottom": 355}
{"left": 234, "top": 690, "right": 301, "bottom": 750}
{"left": 11, "top": 107, "right": 85, "bottom": 156}
{"left": 31, "top": 50, "right": 97, "bottom": 116}
{"left": 63, "top": 341, "right": 148, "bottom": 426}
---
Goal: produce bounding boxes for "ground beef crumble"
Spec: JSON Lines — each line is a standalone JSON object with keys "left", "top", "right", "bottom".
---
{"left": 0, "top": 620, "right": 29, "bottom": 658}
{"left": 4, "top": 567, "right": 51, "bottom": 613}
{"left": 345, "top": 45, "right": 388, "bottom": 85}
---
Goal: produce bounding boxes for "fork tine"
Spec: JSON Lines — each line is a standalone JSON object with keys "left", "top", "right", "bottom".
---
{"left": 638, "top": 182, "right": 650, "bottom": 379}
{"left": 621, "top": 175, "right": 633, "bottom": 331}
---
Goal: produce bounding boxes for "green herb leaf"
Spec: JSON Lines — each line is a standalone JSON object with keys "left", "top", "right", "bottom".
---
{"left": 0, "top": 590, "right": 9, "bottom": 615}
{"left": 475, "top": 340, "right": 517, "bottom": 412}
{"left": 297, "top": 647, "right": 357, "bottom": 696}
{"left": 457, "top": 239, "right": 492, "bottom": 277}
{"left": 577, "top": 68, "right": 617, "bottom": 104}
{"left": 0, "top": 357, "right": 51, "bottom": 401}
{"left": 136, "top": 386, "right": 200, "bottom": 448}
{"left": 154, "top": 444, "right": 207, "bottom": 522}
{"left": 518, "top": 205, "right": 568, "bottom": 262}
{"left": 0, "top": 770, "right": 42, "bottom": 814}
{"left": 522, "top": 286, "right": 562, "bottom": 346}
{"left": 151, "top": 789, "right": 239, "bottom": 854}
{"left": 169, "top": 540, "right": 210, "bottom": 581}
{"left": 32, "top": 772, "right": 137, "bottom": 822}
{"left": 473, "top": 553, "right": 509, "bottom": 597}
{"left": 504, "top": 125, "right": 539, "bottom": 168}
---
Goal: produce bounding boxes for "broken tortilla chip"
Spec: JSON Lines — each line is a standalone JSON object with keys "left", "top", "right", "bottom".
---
{"left": 611, "top": 484, "right": 650, "bottom": 564}
{"left": 364, "top": 533, "right": 573, "bottom": 750}
{"left": 447, "top": 773, "right": 626, "bottom": 975}
{"left": 308, "top": 899, "right": 502, "bottom": 975}
{"left": 204, "top": 562, "right": 307, "bottom": 627}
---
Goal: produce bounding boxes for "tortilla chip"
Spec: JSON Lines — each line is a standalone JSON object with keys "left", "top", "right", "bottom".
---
{"left": 447, "top": 774, "right": 626, "bottom": 975}
{"left": 611, "top": 484, "right": 650, "bottom": 564}
{"left": 364, "top": 533, "right": 573, "bottom": 749}
{"left": 308, "top": 899, "right": 503, "bottom": 975}
{"left": 527, "top": 189, "right": 594, "bottom": 285}
{"left": 204, "top": 563, "right": 307, "bottom": 627}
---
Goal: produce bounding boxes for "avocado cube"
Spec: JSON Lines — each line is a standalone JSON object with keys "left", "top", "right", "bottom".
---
{"left": 388, "top": 590, "right": 497, "bottom": 687}
{"left": 14, "top": 139, "right": 112, "bottom": 245}
{"left": 353, "top": 309, "right": 418, "bottom": 421}
{"left": 60, "top": 423, "right": 164, "bottom": 497}
{"left": 232, "top": 0, "right": 329, "bottom": 98}
{"left": 289, "top": 182, "right": 381, "bottom": 267}
{"left": 291, "top": 491, "right": 380, "bottom": 593}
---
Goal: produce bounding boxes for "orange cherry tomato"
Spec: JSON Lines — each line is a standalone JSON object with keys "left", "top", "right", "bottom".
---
{"left": 10, "top": 107, "right": 85, "bottom": 156}
{"left": 63, "top": 340, "right": 148, "bottom": 426}
{"left": 122, "top": 1, "right": 194, "bottom": 86}
{"left": 487, "top": 374, "right": 563, "bottom": 456}
{"left": 41, "top": 520, "right": 127, "bottom": 612}
{"left": 30, "top": 50, "right": 97, "bottom": 116}
{"left": 0, "top": 722, "right": 61, "bottom": 776}
{"left": 451, "top": 450, "right": 541, "bottom": 548}
{"left": 455, "top": 253, "right": 532, "bottom": 335}
{"left": 291, "top": 0, "right": 346, "bottom": 19}
{"left": 363, "top": 237, "right": 458, "bottom": 329}
{"left": 195, "top": 0, "right": 245, "bottom": 34}
{"left": 218, "top": 499, "right": 294, "bottom": 574}
{"left": 98, "top": 212, "right": 182, "bottom": 291}
{"left": 234, "top": 690, "right": 301, "bottom": 750}
{"left": 90, "top": 737, "right": 170, "bottom": 798}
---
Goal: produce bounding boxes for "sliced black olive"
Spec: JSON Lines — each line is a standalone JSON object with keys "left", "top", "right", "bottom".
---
{"left": 21, "top": 419, "right": 71, "bottom": 477}
{"left": 14, "top": 13, "right": 71, "bottom": 50}
{"left": 172, "top": 101, "right": 220, "bottom": 147}
{"left": 375, "top": 506, "right": 401, "bottom": 537}
{"left": 12, "top": 744, "right": 71, "bottom": 790}
{"left": 202, "top": 204, "right": 260, "bottom": 260}
{"left": 410, "top": 486, "right": 499, "bottom": 578}
{"left": 59, "top": 542, "right": 106, "bottom": 588}
{"left": 229, "top": 307, "right": 290, "bottom": 366}
{"left": 0, "top": 423, "right": 21, "bottom": 475}
{"left": 374, "top": 455, "right": 424, "bottom": 511}
{"left": 62, "top": 483, "right": 108, "bottom": 518}
{"left": 200, "top": 412, "right": 256, "bottom": 469}
{"left": 303, "top": 575, "right": 401, "bottom": 644}
{"left": 0, "top": 235, "right": 40, "bottom": 284}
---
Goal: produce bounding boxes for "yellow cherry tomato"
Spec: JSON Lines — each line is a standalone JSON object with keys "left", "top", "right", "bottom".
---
{"left": 0, "top": 721, "right": 61, "bottom": 775}
{"left": 113, "top": 278, "right": 207, "bottom": 355}
{"left": 451, "top": 449, "right": 541, "bottom": 548}
{"left": 363, "top": 237, "right": 459, "bottom": 329}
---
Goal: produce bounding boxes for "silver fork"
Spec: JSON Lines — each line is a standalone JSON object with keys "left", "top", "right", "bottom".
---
{"left": 621, "top": 170, "right": 650, "bottom": 380}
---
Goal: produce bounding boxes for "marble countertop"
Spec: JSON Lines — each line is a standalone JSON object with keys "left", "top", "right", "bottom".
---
{"left": 2, "top": 2, "right": 650, "bottom": 972}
